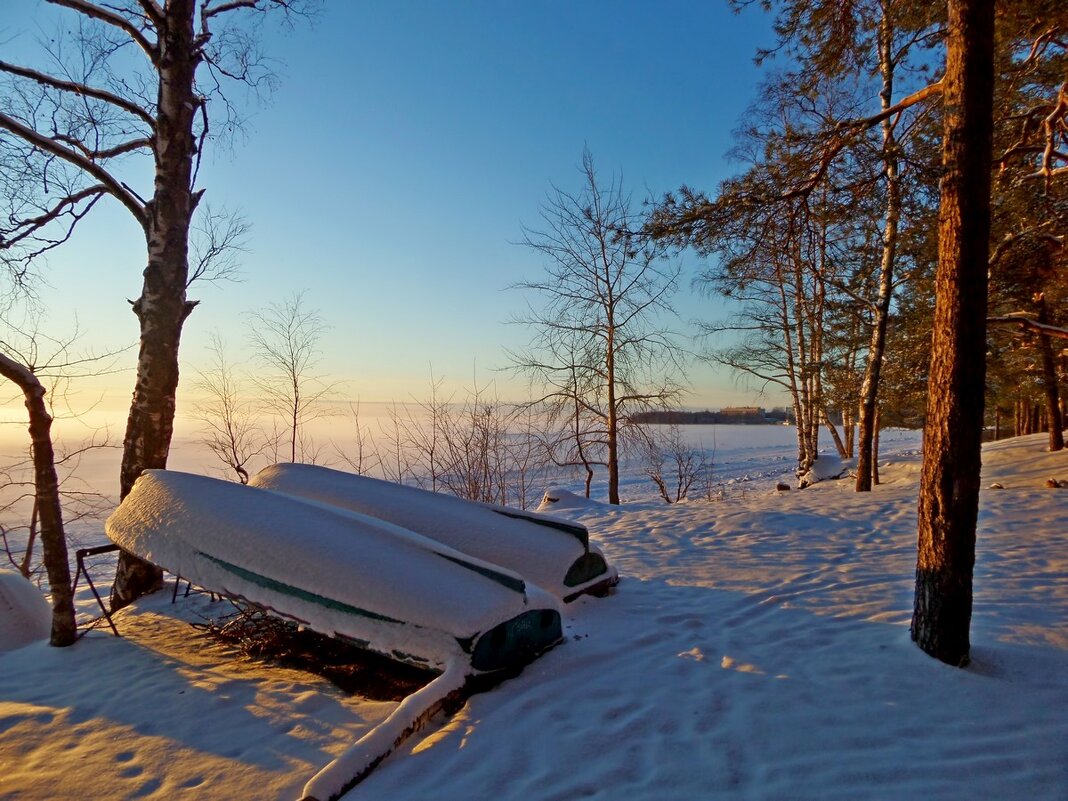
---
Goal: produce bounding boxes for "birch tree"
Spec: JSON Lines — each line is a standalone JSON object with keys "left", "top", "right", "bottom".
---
{"left": 192, "top": 332, "right": 268, "bottom": 483}
{"left": 0, "top": 0, "right": 313, "bottom": 608}
{"left": 247, "top": 291, "right": 334, "bottom": 464}
{"left": 511, "top": 149, "right": 685, "bottom": 505}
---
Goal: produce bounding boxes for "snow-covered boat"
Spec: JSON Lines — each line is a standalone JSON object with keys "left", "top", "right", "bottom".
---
{"left": 248, "top": 463, "right": 618, "bottom": 601}
{"left": 105, "top": 470, "right": 562, "bottom": 673}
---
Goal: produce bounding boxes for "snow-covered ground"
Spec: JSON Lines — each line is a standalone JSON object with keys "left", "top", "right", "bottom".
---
{"left": 1, "top": 430, "right": 1066, "bottom": 800}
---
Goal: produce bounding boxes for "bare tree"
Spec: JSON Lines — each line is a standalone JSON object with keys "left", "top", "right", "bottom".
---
{"left": 0, "top": 0, "right": 313, "bottom": 609}
{"left": 643, "top": 425, "right": 709, "bottom": 504}
{"left": 333, "top": 400, "right": 380, "bottom": 477}
{"left": 191, "top": 332, "right": 268, "bottom": 483}
{"left": 511, "top": 149, "right": 685, "bottom": 505}
{"left": 0, "top": 320, "right": 119, "bottom": 646}
{"left": 375, "top": 401, "right": 418, "bottom": 485}
{"left": 911, "top": 0, "right": 995, "bottom": 667}
{"left": 403, "top": 371, "right": 450, "bottom": 493}
{"left": 503, "top": 403, "right": 554, "bottom": 510}
{"left": 367, "top": 374, "right": 551, "bottom": 509}
{"left": 247, "top": 291, "right": 335, "bottom": 463}
{"left": 1, "top": 320, "right": 119, "bottom": 584}
{"left": 523, "top": 343, "right": 605, "bottom": 498}
{"left": 0, "top": 351, "right": 76, "bottom": 645}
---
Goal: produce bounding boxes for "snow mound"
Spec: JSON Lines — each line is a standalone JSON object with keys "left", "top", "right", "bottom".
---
{"left": 799, "top": 454, "right": 852, "bottom": 487}
{"left": 536, "top": 487, "right": 601, "bottom": 513}
{"left": 0, "top": 569, "right": 51, "bottom": 651}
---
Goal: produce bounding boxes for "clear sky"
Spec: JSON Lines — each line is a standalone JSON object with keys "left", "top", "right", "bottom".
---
{"left": 2, "top": 0, "right": 781, "bottom": 422}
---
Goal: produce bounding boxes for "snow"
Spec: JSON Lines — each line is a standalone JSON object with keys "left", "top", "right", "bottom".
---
{"left": 300, "top": 659, "right": 467, "bottom": 801}
{"left": 2, "top": 430, "right": 1067, "bottom": 800}
{"left": 248, "top": 463, "right": 615, "bottom": 601}
{"left": 798, "top": 453, "right": 851, "bottom": 486}
{"left": 0, "top": 570, "right": 51, "bottom": 650}
{"left": 537, "top": 487, "right": 603, "bottom": 512}
{"left": 105, "top": 470, "right": 561, "bottom": 670}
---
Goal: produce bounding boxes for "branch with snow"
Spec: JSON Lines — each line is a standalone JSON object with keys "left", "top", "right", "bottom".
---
{"left": 988, "top": 313, "right": 1068, "bottom": 341}
{"left": 299, "top": 660, "right": 468, "bottom": 801}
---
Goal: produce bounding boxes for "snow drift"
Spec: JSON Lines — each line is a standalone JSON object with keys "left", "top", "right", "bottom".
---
{"left": 0, "top": 569, "right": 52, "bottom": 651}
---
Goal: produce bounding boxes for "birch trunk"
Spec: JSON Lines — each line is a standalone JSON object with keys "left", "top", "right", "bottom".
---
{"left": 112, "top": 0, "right": 200, "bottom": 610}
{"left": 606, "top": 324, "right": 620, "bottom": 505}
{"left": 857, "top": 7, "right": 901, "bottom": 492}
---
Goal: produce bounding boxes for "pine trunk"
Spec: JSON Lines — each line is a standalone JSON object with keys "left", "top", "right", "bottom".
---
{"left": 1037, "top": 298, "right": 1064, "bottom": 451}
{"left": 112, "top": 1, "right": 200, "bottom": 610}
{"left": 911, "top": 0, "right": 994, "bottom": 667}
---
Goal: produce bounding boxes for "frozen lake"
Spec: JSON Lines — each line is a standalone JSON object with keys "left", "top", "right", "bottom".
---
{"left": 0, "top": 421, "right": 925, "bottom": 535}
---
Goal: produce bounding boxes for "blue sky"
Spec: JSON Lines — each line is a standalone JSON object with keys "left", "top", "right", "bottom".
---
{"left": 2, "top": 1, "right": 779, "bottom": 413}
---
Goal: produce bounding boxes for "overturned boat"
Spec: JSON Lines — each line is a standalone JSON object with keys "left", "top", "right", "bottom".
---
{"left": 105, "top": 470, "right": 562, "bottom": 673}
{"left": 248, "top": 463, "right": 618, "bottom": 601}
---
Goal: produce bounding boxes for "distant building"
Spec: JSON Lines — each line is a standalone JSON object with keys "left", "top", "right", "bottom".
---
{"left": 718, "top": 406, "right": 767, "bottom": 424}
{"left": 628, "top": 406, "right": 780, "bottom": 425}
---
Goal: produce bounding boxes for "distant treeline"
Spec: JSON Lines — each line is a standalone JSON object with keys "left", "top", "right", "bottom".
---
{"left": 630, "top": 407, "right": 791, "bottom": 425}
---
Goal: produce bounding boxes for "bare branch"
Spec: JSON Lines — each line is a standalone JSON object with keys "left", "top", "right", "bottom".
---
{"left": 46, "top": 0, "right": 159, "bottom": 64}
{"left": 203, "top": 0, "right": 261, "bottom": 18}
{"left": 52, "top": 135, "right": 153, "bottom": 161}
{"left": 782, "top": 80, "right": 945, "bottom": 200}
{"left": 0, "top": 59, "right": 156, "bottom": 129}
{"left": 188, "top": 205, "right": 249, "bottom": 286}
{"left": 0, "top": 111, "right": 147, "bottom": 227}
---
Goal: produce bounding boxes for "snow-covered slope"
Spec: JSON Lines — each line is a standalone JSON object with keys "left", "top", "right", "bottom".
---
{"left": 1, "top": 433, "right": 1065, "bottom": 800}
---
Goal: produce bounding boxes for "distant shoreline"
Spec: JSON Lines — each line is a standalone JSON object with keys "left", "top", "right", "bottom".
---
{"left": 630, "top": 408, "right": 790, "bottom": 426}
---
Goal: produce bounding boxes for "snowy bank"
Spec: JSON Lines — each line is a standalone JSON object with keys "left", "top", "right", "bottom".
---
{"left": 2, "top": 432, "right": 1066, "bottom": 800}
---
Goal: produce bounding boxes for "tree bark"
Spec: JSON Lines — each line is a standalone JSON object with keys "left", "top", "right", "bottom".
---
{"left": 857, "top": 7, "right": 901, "bottom": 493}
{"left": 872, "top": 406, "right": 881, "bottom": 486}
{"left": 0, "top": 356, "right": 77, "bottom": 646}
{"left": 1036, "top": 297, "right": 1064, "bottom": 451}
{"left": 911, "top": 0, "right": 995, "bottom": 667}
{"left": 606, "top": 325, "right": 620, "bottom": 505}
{"left": 824, "top": 410, "right": 849, "bottom": 459}
{"left": 112, "top": 0, "right": 199, "bottom": 610}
